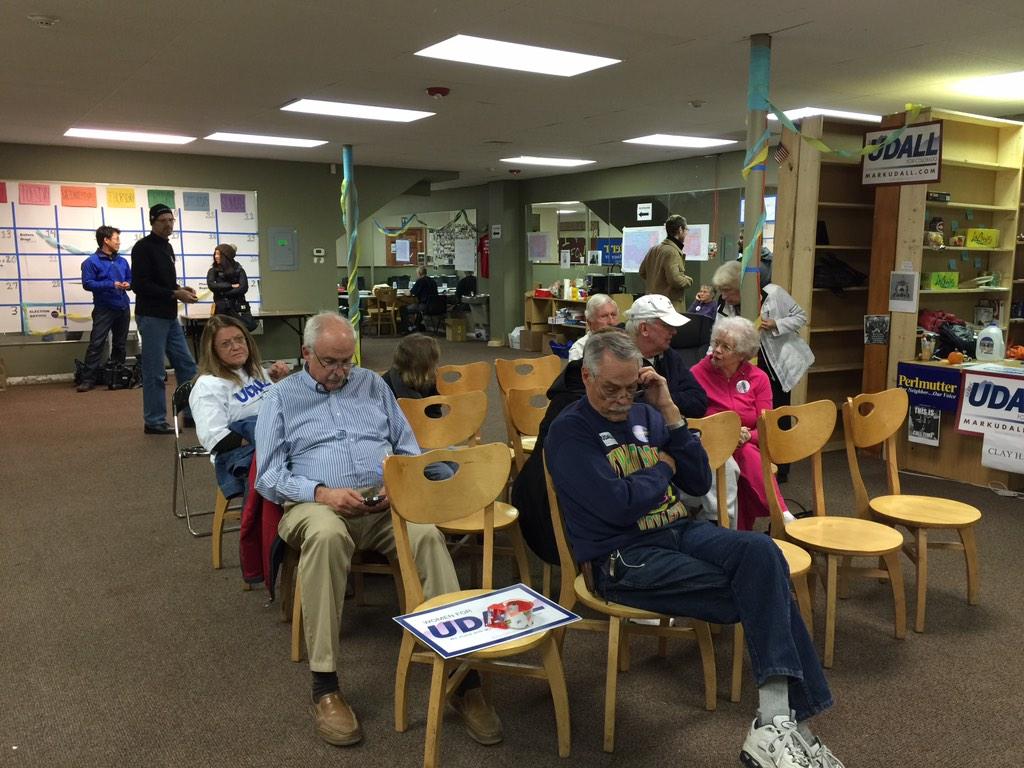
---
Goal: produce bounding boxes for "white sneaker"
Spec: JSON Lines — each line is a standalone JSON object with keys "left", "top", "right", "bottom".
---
{"left": 782, "top": 510, "right": 797, "bottom": 524}
{"left": 740, "top": 715, "right": 812, "bottom": 768}
{"left": 806, "top": 738, "right": 845, "bottom": 768}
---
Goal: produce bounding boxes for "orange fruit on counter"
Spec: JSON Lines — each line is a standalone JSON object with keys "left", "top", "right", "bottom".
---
{"left": 947, "top": 351, "right": 965, "bottom": 365}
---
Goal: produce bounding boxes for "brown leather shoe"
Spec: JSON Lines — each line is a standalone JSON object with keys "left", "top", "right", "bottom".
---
{"left": 449, "top": 688, "right": 503, "bottom": 745}
{"left": 310, "top": 692, "right": 363, "bottom": 746}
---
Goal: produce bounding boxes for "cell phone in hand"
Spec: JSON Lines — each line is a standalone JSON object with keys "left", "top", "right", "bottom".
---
{"left": 363, "top": 495, "right": 385, "bottom": 506}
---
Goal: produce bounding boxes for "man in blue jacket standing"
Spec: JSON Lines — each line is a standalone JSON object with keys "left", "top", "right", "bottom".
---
{"left": 77, "top": 226, "right": 132, "bottom": 392}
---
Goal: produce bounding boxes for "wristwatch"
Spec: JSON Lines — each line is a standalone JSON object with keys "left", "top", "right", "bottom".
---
{"left": 666, "top": 416, "right": 689, "bottom": 431}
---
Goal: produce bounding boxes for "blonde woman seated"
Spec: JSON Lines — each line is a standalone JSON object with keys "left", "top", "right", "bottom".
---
{"left": 690, "top": 317, "right": 790, "bottom": 531}
{"left": 567, "top": 293, "right": 620, "bottom": 361}
{"left": 189, "top": 315, "right": 290, "bottom": 498}
{"left": 381, "top": 333, "right": 440, "bottom": 401}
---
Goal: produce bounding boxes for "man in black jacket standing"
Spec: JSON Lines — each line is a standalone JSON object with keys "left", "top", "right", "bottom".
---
{"left": 132, "top": 203, "right": 198, "bottom": 434}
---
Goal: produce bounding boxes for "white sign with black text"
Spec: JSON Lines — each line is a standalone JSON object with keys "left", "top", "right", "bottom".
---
{"left": 862, "top": 120, "right": 943, "bottom": 186}
{"left": 636, "top": 202, "right": 653, "bottom": 221}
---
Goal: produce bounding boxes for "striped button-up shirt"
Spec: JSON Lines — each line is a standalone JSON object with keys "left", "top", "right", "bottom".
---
{"left": 254, "top": 366, "right": 420, "bottom": 505}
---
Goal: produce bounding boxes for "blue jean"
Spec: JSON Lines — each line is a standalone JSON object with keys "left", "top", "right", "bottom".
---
{"left": 593, "top": 518, "right": 832, "bottom": 722}
{"left": 136, "top": 315, "right": 197, "bottom": 427}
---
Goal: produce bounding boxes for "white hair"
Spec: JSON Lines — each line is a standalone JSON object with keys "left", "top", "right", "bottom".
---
{"left": 303, "top": 311, "right": 352, "bottom": 348}
{"left": 584, "top": 293, "right": 616, "bottom": 321}
{"left": 712, "top": 260, "right": 742, "bottom": 292}
{"left": 712, "top": 316, "right": 759, "bottom": 358}
{"left": 582, "top": 328, "right": 642, "bottom": 377}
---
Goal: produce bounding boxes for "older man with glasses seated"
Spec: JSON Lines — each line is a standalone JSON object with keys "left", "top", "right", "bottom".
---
{"left": 255, "top": 311, "right": 500, "bottom": 749}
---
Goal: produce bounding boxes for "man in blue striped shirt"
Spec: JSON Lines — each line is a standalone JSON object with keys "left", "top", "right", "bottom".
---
{"left": 255, "top": 312, "right": 501, "bottom": 748}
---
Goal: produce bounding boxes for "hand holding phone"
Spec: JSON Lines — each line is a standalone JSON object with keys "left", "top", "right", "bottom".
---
{"left": 362, "top": 494, "right": 385, "bottom": 506}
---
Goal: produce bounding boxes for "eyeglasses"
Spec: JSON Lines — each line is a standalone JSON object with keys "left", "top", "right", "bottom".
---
{"left": 711, "top": 340, "right": 736, "bottom": 353}
{"left": 312, "top": 349, "right": 354, "bottom": 373}
{"left": 216, "top": 336, "right": 247, "bottom": 351}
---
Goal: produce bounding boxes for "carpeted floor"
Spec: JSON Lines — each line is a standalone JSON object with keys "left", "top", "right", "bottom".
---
{"left": 1, "top": 334, "right": 1020, "bottom": 767}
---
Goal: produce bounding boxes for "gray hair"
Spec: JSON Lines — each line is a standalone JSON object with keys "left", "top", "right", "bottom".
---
{"left": 584, "top": 293, "right": 615, "bottom": 321}
{"left": 303, "top": 311, "right": 353, "bottom": 348}
{"left": 712, "top": 260, "right": 741, "bottom": 292}
{"left": 582, "top": 327, "right": 642, "bottom": 377}
{"left": 712, "top": 316, "right": 759, "bottom": 358}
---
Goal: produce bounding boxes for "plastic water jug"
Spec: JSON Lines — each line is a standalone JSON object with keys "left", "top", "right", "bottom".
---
{"left": 976, "top": 322, "right": 1005, "bottom": 361}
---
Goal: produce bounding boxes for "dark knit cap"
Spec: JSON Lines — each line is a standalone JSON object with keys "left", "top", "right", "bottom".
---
{"left": 149, "top": 203, "right": 173, "bottom": 222}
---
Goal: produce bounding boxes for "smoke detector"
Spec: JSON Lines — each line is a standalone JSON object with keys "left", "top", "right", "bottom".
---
{"left": 426, "top": 86, "right": 450, "bottom": 100}
{"left": 27, "top": 14, "right": 60, "bottom": 28}
{"left": 508, "top": 168, "right": 521, "bottom": 176}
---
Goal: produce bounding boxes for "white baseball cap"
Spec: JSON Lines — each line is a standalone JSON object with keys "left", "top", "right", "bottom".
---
{"left": 625, "top": 294, "right": 690, "bottom": 327}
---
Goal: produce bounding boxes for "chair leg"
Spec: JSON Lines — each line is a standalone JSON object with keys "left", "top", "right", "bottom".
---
{"left": 959, "top": 524, "right": 980, "bottom": 606}
{"left": 291, "top": 576, "right": 304, "bottom": 663}
{"left": 540, "top": 634, "right": 571, "bottom": 758}
{"left": 793, "top": 573, "right": 813, "bottom": 639}
{"left": 883, "top": 549, "right": 907, "bottom": 640}
{"left": 509, "top": 524, "right": 533, "bottom": 589}
{"left": 691, "top": 620, "right": 717, "bottom": 711}
{"left": 604, "top": 616, "right": 623, "bottom": 753}
{"left": 913, "top": 527, "right": 928, "bottom": 633}
{"left": 731, "top": 623, "right": 744, "bottom": 703}
{"left": 211, "top": 490, "right": 229, "bottom": 569}
{"left": 823, "top": 554, "right": 838, "bottom": 669}
{"left": 423, "top": 657, "right": 449, "bottom": 768}
{"left": 541, "top": 563, "right": 552, "bottom": 598}
{"left": 394, "top": 633, "right": 417, "bottom": 732}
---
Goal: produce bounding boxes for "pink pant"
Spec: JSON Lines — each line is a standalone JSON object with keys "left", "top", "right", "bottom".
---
{"left": 733, "top": 442, "right": 784, "bottom": 531}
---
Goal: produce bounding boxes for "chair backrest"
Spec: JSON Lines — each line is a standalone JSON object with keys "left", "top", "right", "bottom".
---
{"left": 610, "top": 293, "right": 634, "bottom": 315}
{"left": 505, "top": 386, "right": 549, "bottom": 470}
{"left": 543, "top": 455, "right": 580, "bottom": 611}
{"left": 436, "top": 361, "right": 492, "bottom": 396}
{"left": 398, "top": 390, "right": 487, "bottom": 449}
{"left": 384, "top": 443, "right": 511, "bottom": 606}
{"left": 372, "top": 285, "right": 397, "bottom": 306}
{"left": 689, "top": 411, "right": 742, "bottom": 527}
{"left": 495, "top": 355, "right": 562, "bottom": 396}
{"left": 757, "top": 400, "right": 837, "bottom": 536}
{"left": 842, "top": 387, "right": 909, "bottom": 517}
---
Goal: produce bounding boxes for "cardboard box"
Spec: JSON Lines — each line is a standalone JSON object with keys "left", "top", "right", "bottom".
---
{"left": 965, "top": 228, "right": 1000, "bottom": 249}
{"left": 924, "top": 271, "right": 960, "bottom": 290}
{"left": 445, "top": 317, "right": 467, "bottom": 342}
{"left": 519, "top": 329, "right": 545, "bottom": 352}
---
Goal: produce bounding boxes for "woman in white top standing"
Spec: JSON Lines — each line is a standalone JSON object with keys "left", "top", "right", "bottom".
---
{"left": 189, "top": 314, "right": 290, "bottom": 498}
{"left": 567, "top": 293, "right": 620, "bottom": 361}
{"left": 711, "top": 260, "right": 814, "bottom": 482}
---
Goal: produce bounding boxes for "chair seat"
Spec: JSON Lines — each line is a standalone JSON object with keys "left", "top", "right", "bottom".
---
{"left": 785, "top": 517, "right": 904, "bottom": 556}
{"left": 573, "top": 574, "right": 670, "bottom": 621}
{"left": 870, "top": 495, "right": 981, "bottom": 528}
{"left": 773, "top": 539, "right": 812, "bottom": 577}
{"left": 411, "top": 589, "right": 549, "bottom": 657}
{"left": 437, "top": 502, "right": 519, "bottom": 534}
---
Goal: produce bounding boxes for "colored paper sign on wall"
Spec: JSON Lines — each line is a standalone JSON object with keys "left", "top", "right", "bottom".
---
{"left": 895, "top": 361, "right": 961, "bottom": 413}
{"left": 106, "top": 187, "right": 136, "bottom": 208}
{"left": 220, "top": 193, "right": 246, "bottom": 213}
{"left": 0, "top": 182, "right": 7, "bottom": 204}
{"left": 147, "top": 189, "right": 175, "bottom": 210}
{"left": 183, "top": 191, "right": 210, "bottom": 211}
{"left": 60, "top": 185, "right": 97, "bottom": 208}
{"left": 19, "top": 183, "right": 51, "bottom": 206}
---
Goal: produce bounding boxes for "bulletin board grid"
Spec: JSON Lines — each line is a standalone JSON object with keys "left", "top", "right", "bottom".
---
{"left": 0, "top": 180, "right": 259, "bottom": 335}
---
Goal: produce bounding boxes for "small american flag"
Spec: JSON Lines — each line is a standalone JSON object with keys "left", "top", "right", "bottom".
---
{"left": 773, "top": 142, "right": 791, "bottom": 164}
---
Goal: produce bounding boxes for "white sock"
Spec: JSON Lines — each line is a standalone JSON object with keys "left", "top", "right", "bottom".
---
{"left": 757, "top": 676, "right": 790, "bottom": 725}
{"left": 797, "top": 720, "right": 815, "bottom": 744}
{"left": 783, "top": 510, "right": 796, "bottom": 523}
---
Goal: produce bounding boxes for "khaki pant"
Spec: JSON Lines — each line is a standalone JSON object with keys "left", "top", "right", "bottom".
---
{"left": 279, "top": 502, "right": 459, "bottom": 673}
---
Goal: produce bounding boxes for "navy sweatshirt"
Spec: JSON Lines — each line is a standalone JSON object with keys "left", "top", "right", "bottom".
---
{"left": 546, "top": 397, "right": 711, "bottom": 563}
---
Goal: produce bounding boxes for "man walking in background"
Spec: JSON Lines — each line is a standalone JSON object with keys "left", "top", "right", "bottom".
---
{"left": 77, "top": 226, "right": 132, "bottom": 393}
{"left": 131, "top": 203, "right": 198, "bottom": 434}
{"left": 639, "top": 214, "right": 693, "bottom": 310}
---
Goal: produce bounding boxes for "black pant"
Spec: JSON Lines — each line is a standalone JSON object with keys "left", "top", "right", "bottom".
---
{"left": 81, "top": 306, "right": 130, "bottom": 383}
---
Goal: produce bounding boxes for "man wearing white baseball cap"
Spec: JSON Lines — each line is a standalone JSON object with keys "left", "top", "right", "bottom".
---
{"left": 625, "top": 295, "right": 706, "bottom": 420}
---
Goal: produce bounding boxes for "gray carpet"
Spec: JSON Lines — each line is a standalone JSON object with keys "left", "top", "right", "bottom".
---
{"left": 1, "top": 334, "right": 1020, "bottom": 767}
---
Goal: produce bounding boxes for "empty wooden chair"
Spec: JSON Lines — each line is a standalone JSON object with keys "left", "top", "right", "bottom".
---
{"left": 495, "top": 355, "right": 561, "bottom": 458}
{"left": 367, "top": 285, "right": 399, "bottom": 336}
{"left": 758, "top": 400, "right": 907, "bottom": 668}
{"left": 387, "top": 444, "right": 570, "bottom": 768}
{"left": 505, "top": 386, "right": 549, "bottom": 473}
{"left": 843, "top": 387, "right": 981, "bottom": 633}
{"left": 435, "top": 361, "right": 491, "bottom": 396}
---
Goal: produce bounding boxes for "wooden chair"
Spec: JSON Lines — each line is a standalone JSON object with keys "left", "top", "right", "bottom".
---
{"left": 283, "top": 546, "right": 405, "bottom": 663}
{"left": 435, "top": 361, "right": 491, "bottom": 396}
{"left": 505, "top": 386, "right": 548, "bottom": 473}
{"left": 211, "top": 488, "right": 243, "bottom": 570}
{"left": 495, "top": 355, "right": 561, "bottom": 459}
{"left": 758, "top": 400, "right": 907, "bottom": 668}
{"left": 544, "top": 458, "right": 715, "bottom": 753}
{"left": 843, "top": 387, "right": 981, "bottom": 633}
{"left": 690, "top": 411, "right": 814, "bottom": 702}
{"left": 367, "top": 285, "right": 399, "bottom": 335}
{"left": 387, "top": 444, "right": 570, "bottom": 768}
{"left": 399, "top": 391, "right": 533, "bottom": 587}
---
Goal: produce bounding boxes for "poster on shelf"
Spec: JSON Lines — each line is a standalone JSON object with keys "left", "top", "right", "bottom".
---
{"left": 888, "top": 271, "right": 919, "bottom": 313}
{"left": 981, "top": 431, "right": 1024, "bottom": 474}
{"left": 864, "top": 314, "right": 890, "bottom": 344}
{"left": 0, "top": 178, "right": 259, "bottom": 334}
{"left": 957, "top": 367, "right": 1024, "bottom": 435}
{"left": 908, "top": 404, "right": 941, "bottom": 446}
{"left": 393, "top": 583, "right": 580, "bottom": 660}
{"left": 862, "top": 120, "right": 942, "bottom": 186}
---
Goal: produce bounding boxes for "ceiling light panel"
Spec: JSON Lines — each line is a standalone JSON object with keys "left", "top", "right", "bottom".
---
{"left": 64, "top": 128, "right": 195, "bottom": 144}
{"left": 623, "top": 134, "right": 737, "bottom": 148}
{"left": 206, "top": 132, "right": 326, "bottom": 148}
{"left": 281, "top": 99, "right": 434, "bottom": 122}
{"left": 500, "top": 156, "right": 595, "bottom": 167}
{"left": 951, "top": 70, "right": 1024, "bottom": 100}
{"left": 415, "top": 34, "right": 619, "bottom": 77}
{"left": 767, "top": 107, "right": 881, "bottom": 123}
